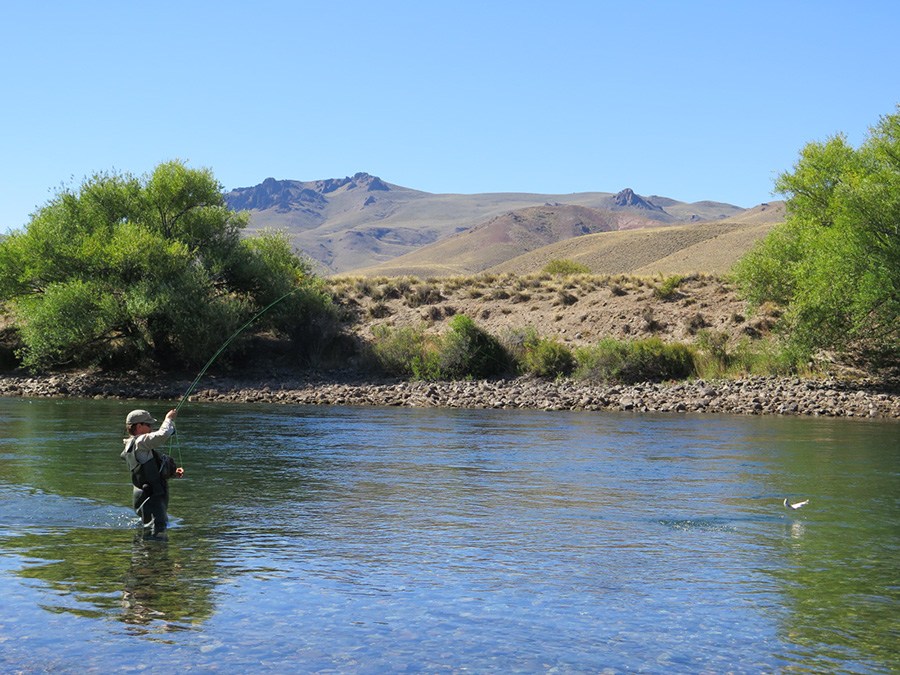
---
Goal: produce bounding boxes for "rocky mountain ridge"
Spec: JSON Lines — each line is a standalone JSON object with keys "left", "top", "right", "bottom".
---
{"left": 224, "top": 173, "right": 753, "bottom": 274}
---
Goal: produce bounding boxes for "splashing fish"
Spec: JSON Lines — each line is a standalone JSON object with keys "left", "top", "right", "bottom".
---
{"left": 784, "top": 498, "right": 809, "bottom": 510}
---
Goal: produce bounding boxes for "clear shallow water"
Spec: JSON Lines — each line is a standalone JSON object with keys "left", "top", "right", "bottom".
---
{"left": 1, "top": 397, "right": 898, "bottom": 674}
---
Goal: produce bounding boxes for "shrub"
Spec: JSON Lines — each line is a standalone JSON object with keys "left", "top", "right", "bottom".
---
{"left": 554, "top": 291, "right": 578, "bottom": 306}
{"left": 284, "top": 284, "right": 351, "bottom": 368}
{"left": 369, "top": 315, "right": 510, "bottom": 381}
{"left": 692, "top": 331, "right": 809, "bottom": 379}
{"left": 437, "top": 314, "right": 510, "bottom": 380}
{"left": 653, "top": 275, "right": 684, "bottom": 300}
{"left": 542, "top": 259, "right": 591, "bottom": 275}
{"left": 501, "top": 326, "right": 574, "bottom": 377}
{"left": 732, "top": 338, "right": 810, "bottom": 377}
{"left": 693, "top": 330, "right": 732, "bottom": 378}
{"left": 368, "top": 302, "right": 391, "bottom": 319}
{"left": 574, "top": 337, "right": 695, "bottom": 384}
{"left": 733, "top": 107, "right": 900, "bottom": 370}
{"left": 490, "top": 288, "right": 510, "bottom": 301}
{"left": 405, "top": 283, "right": 443, "bottom": 307}
{"left": 525, "top": 339, "right": 575, "bottom": 379}
{"left": 696, "top": 329, "right": 730, "bottom": 362}
{"left": 369, "top": 324, "right": 434, "bottom": 378}
{"left": 500, "top": 326, "right": 539, "bottom": 360}
{"left": 355, "top": 279, "right": 379, "bottom": 298}
{"left": 511, "top": 291, "right": 531, "bottom": 303}
{"left": 0, "top": 161, "right": 317, "bottom": 371}
{"left": 378, "top": 282, "right": 402, "bottom": 300}
{"left": 641, "top": 307, "right": 664, "bottom": 333}
{"left": 685, "top": 312, "right": 708, "bottom": 334}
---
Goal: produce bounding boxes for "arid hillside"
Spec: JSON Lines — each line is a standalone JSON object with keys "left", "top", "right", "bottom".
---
{"left": 489, "top": 221, "right": 777, "bottom": 278}
{"left": 347, "top": 204, "right": 666, "bottom": 277}
{"left": 330, "top": 272, "right": 775, "bottom": 356}
{"left": 225, "top": 173, "right": 753, "bottom": 273}
{"left": 350, "top": 203, "right": 785, "bottom": 279}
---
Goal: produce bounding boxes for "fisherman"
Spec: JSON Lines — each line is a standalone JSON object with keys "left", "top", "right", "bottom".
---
{"left": 121, "top": 409, "right": 184, "bottom": 540}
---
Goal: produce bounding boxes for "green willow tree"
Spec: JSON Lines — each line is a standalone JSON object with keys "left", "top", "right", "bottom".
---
{"left": 734, "top": 106, "right": 900, "bottom": 368}
{"left": 0, "top": 160, "right": 319, "bottom": 370}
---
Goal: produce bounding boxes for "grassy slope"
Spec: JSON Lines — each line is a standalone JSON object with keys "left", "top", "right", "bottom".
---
{"left": 349, "top": 216, "right": 781, "bottom": 280}
{"left": 347, "top": 206, "right": 662, "bottom": 277}
{"left": 489, "top": 221, "right": 776, "bottom": 278}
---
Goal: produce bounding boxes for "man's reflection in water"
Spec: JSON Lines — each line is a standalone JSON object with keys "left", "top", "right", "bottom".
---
{"left": 121, "top": 533, "right": 185, "bottom": 631}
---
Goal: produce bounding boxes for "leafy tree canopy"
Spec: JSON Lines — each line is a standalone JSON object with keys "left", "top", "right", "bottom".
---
{"left": 734, "top": 106, "right": 900, "bottom": 368}
{"left": 0, "top": 160, "right": 316, "bottom": 370}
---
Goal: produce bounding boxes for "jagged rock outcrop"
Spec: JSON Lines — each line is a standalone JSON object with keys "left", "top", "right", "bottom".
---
{"left": 225, "top": 177, "right": 326, "bottom": 214}
{"left": 612, "top": 188, "right": 668, "bottom": 215}
{"left": 225, "top": 172, "right": 388, "bottom": 213}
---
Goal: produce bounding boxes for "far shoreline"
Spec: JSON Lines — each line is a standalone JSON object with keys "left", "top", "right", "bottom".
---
{"left": 2, "top": 370, "right": 899, "bottom": 421}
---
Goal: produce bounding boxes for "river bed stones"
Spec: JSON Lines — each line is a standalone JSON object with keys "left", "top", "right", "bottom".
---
{"left": 2, "top": 372, "right": 899, "bottom": 419}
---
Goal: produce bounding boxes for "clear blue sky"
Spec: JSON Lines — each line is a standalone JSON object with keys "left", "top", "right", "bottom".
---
{"left": 2, "top": 0, "right": 898, "bottom": 234}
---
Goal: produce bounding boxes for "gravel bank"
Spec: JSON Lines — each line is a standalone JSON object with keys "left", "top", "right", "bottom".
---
{"left": 2, "top": 372, "right": 899, "bottom": 420}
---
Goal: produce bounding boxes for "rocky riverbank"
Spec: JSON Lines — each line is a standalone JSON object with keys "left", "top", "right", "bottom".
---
{"left": 2, "top": 371, "right": 899, "bottom": 419}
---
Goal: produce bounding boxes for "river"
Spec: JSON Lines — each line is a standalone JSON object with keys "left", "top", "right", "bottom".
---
{"left": 1, "top": 396, "right": 898, "bottom": 674}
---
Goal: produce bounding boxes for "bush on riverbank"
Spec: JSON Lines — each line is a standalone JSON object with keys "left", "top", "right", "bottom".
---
{"left": 691, "top": 329, "right": 810, "bottom": 379}
{"left": 574, "top": 337, "right": 695, "bottom": 384}
{"left": 369, "top": 314, "right": 510, "bottom": 380}
{"left": 734, "top": 106, "right": 900, "bottom": 371}
{"left": 0, "top": 162, "right": 322, "bottom": 372}
{"left": 1, "top": 267, "right": 817, "bottom": 384}
{"left": 366, "top": 313, "right": 811, "bottom": 383}
{"left": 500, "top": 327, "right": 576, "bottom": 379}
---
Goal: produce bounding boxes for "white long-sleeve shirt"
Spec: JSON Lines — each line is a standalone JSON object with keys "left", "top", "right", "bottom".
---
{"left": 121, "top": 417, "right": 175, "bottom": 464}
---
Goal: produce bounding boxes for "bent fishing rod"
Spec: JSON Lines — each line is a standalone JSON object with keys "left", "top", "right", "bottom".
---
{"left": 164, "top": 287, "right": 302, "bottom": 464}
{"left": 176, "top": 287, "right": 302, "bottom": 412}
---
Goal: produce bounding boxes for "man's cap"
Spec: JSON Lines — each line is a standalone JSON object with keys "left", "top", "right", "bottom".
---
{"left": 126, "top": 409, "right": 157, "bottom": 425}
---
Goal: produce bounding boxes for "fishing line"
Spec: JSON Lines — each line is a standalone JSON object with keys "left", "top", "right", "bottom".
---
{"left": 167, "top": 286, "right": 302, "bottom": 462}
{"left": 176, "top": 287, "right": 302, "bottom": 412}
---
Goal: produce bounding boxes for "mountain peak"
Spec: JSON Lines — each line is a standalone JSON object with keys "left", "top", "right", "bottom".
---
{"left": 225, "top": 173, "right": 391, "bottom": 214}
{"left": 223, "top": 175, "right": 756, "bottom": 273}
{"left": 613, "top": 188, "right": 666, "bottom": 214}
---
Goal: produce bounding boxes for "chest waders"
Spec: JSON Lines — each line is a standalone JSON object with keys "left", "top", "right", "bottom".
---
{"left": 122, "top": 438, "right": 174, "bottom": 540}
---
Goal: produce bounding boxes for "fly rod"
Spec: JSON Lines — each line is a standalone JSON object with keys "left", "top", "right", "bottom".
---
{"left": 176, "top": 287, "right": 301, "bottom": 412}
{"left": 165, "top": 287, "right": 301, "bottom": 464}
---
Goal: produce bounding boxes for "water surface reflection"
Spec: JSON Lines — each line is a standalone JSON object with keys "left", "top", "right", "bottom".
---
{"left": 0, "top": 397, "right": 898, "bottom": 674}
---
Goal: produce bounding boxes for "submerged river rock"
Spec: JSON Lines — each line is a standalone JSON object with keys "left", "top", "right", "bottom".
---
{"left": 1, "top": 371, "right": 899, "bottom": 419}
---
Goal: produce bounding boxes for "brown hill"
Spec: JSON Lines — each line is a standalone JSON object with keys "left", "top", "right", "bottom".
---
{"left": 720, "top": 201, "right": 786, "bottom": 223}
{"left": 225, "top": 174, "right": 750, "bottom": 273}
{"left": 489, "top": 220, "right": 780, "bottom": 278}
{"left": 348, "top": 205, "right": 664, "bottom": 277}
{"left": 351, "top": 203, "right": 785, "bottom": 279}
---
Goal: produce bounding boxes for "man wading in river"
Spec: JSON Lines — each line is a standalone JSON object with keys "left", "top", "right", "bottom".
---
{"left": 121, "top": 409, "right": 184, "bottom": 540}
